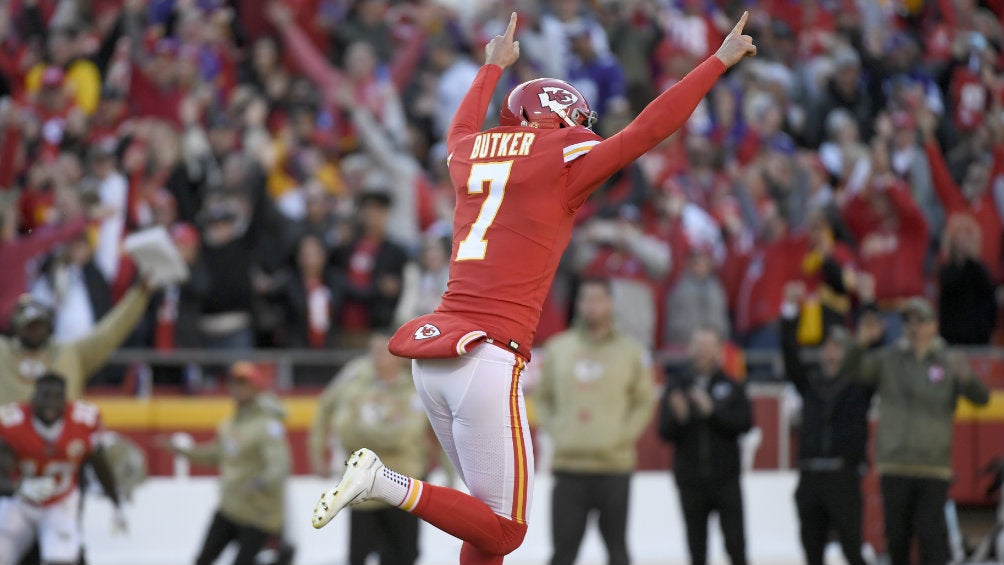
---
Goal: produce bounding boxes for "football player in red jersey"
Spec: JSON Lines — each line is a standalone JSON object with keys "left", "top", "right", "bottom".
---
{"left": 313, "top": 11, "right": 756, "bottom": 565}
{"left": 0, "top": 373, "right": 123, "bottom": 565}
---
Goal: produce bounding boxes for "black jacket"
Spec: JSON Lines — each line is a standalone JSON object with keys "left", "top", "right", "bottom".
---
{"left": 938, "top": 258, "right": 996, "bottom": 345}
{"left": 201, "top": 236, "right": 255, "bottom": 316}
{"left": 276, "top": 268, "right": 342, "bottom": 348}
{"left": 330, "top": 237, "right": 408, "bottom": 331}
{"left": 781, "top": 315, "right": 873, "bottom": 470}
{"left": 658, "top": 366, "right": 753, "bottom": 483}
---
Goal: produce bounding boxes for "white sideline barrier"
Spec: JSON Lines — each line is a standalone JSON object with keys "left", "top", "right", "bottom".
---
{"left": 82, "top": 471, "right": 849, "bottom": 565}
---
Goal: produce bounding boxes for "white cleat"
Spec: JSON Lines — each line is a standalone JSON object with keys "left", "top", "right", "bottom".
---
{"left": 312, "top": 448, "right": 382, "bottom": 529}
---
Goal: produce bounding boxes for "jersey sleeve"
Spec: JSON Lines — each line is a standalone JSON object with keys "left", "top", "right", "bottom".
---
{"left": 564, "top": 56, "right": 726, "bottom": 210}
{"left": 0, "top": 404, "right": 24, "bottom": 444}
{"left": 69, "top": 401, "right": 103, "bottom": 453}
{"left": 558, "top": 128, "right": 603, "bottom": 213}
{"left": 0, "top": 405, "right": 27, "bottom": 453}
{"left": 446, "top": 64, "right": 504, "bottom": 156}
{"left": 561, "top": 128, "right": 603, "bottom": 165}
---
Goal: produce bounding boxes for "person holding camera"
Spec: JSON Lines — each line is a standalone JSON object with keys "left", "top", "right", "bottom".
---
{"left": 658, "top": 326, "right": 752, "bottom": 565}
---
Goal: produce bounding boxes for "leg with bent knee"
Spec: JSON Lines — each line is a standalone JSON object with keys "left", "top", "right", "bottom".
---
{"left": 312, "top": 345, "right": 533, "bottom": 564}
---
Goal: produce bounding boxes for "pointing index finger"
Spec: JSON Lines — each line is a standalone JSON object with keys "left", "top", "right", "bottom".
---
{"left": 731, "top": 10, "right": 749, "bottom": 36}
{"left": 505, "top": 12, "right": 517, "bottom": 41}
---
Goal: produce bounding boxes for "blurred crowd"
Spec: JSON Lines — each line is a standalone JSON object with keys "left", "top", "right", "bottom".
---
{"left": 2, "top": 0, "right": 1004, "bottom": 375}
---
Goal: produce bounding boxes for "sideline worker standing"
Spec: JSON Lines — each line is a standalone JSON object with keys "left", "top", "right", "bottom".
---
{"left": 845, "top": 297, "right": 989, "bottom": 565}
{"left": 534, "top": 278, "right": 657, "bottom": 565}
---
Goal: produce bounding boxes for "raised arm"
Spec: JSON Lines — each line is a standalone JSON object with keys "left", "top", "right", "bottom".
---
{"left": 389, "top": 25, "right": 428, "bottom": 93}
{"left": 564, "top": 12, "right": 755, "bottom": 208}
{"left": 991, "top": 126, "right": 1004, "bottom": 218}
{"left": 780, "top": 283, "right": 809, "bottom": 394}
{"left": 8, "top": 217, "right": 88, "bottom": 260}
{"left": 268, "top": 2, "right": 342, "bottom": 94}
{"left": 916, "top": 107, "right": 967, "bottom": 215}
{"left": 72, "top": 285, "right": 151, "bottom": 381}
{"left": 565, "top": 58, "right": 725, "bottom": 207}
{"left": 923, "top": 139, "right": 967, "bottom": 214}
{"left": 446, "top": 12, "right": 520, "bottom": 152}
{"left": 841, "top": 317, "right": 884, "bottom": 390}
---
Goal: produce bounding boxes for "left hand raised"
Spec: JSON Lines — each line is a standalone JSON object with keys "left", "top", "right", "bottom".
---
{"left": 714, "top": 11, "right": 757, "bottom": 68}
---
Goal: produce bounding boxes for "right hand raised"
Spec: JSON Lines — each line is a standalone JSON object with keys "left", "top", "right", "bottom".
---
{"left": 485, "top": 12, "right": 520, "bottom": 70}
{"left": 916, "top": 106, "right": 938, "bottom": 142}
{"left": 856, "top": 311, "right": 885, "bottom": 346}
{"left": 714, "top": 11, "right": 757, "bottom": 68}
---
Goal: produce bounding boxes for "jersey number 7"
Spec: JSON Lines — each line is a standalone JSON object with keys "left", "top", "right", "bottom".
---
{"left": 456, "top": 161, "right": 514, "bottom": 261}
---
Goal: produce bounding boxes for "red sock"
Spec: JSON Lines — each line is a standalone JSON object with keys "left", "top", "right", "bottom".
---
{"left": 409, "top": 481, "right": 528, "bottom": 556}
{"left": 461, "top": 542, "right": 505, "bottom": 565}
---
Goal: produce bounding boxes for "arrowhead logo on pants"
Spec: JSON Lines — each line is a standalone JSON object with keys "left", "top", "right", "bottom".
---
{"left": 414, "top": 324, "right": 442, "bottom": 340}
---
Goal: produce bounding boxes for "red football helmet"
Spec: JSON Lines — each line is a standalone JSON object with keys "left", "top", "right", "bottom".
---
{"left": 499, "top": 78, "right": 598, "bottom": 130}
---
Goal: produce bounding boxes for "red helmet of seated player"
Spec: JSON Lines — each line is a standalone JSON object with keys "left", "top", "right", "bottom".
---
{"left": 499, "top": 78, "right": 598, "bottom": 130}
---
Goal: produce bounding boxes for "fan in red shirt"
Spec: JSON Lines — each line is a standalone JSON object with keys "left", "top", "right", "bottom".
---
{"left": 918, "top": 106, "right": 1004, "bottom": 282}
{"left": 311, "top": 11, "right": 757, "bottom": 565}
{"left": 0, "top": 373, "right": 124, "bottom": 565}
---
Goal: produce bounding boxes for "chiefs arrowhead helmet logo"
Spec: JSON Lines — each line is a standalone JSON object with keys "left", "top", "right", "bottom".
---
{"left": 414, "top": 323, "right": 441, "bottom": 340}
{"left": 538, "top": 86, "right": 579, "bottom": 113}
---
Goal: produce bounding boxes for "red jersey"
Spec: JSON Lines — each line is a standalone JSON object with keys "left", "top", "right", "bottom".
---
{"left": 414, "top": 58, "right": 726, "bottom": 359}
{"left": 0, "top": 401, "right": 101, "bottom": 506}
{"left": 841, "top": 182, "right": 929, "bottom": 302}
{"left": 925, "top": 140, "right": 1004, "bottom": 282}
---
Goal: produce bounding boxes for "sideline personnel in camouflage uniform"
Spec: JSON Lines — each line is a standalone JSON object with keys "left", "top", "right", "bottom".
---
{"left": 160, "top": 362, "right": 292, "bottom": 565}
{"left": 310, "top": 332, "right": 434, "bottom": 565}
{"left": 846, "top": 297, "right": 988, "bottom": 565}
{"left": 0, "top": 287, "right": 150, "bottom": 403}
{"left": 534, "top": 278, "right": 657, "bottom": 565}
